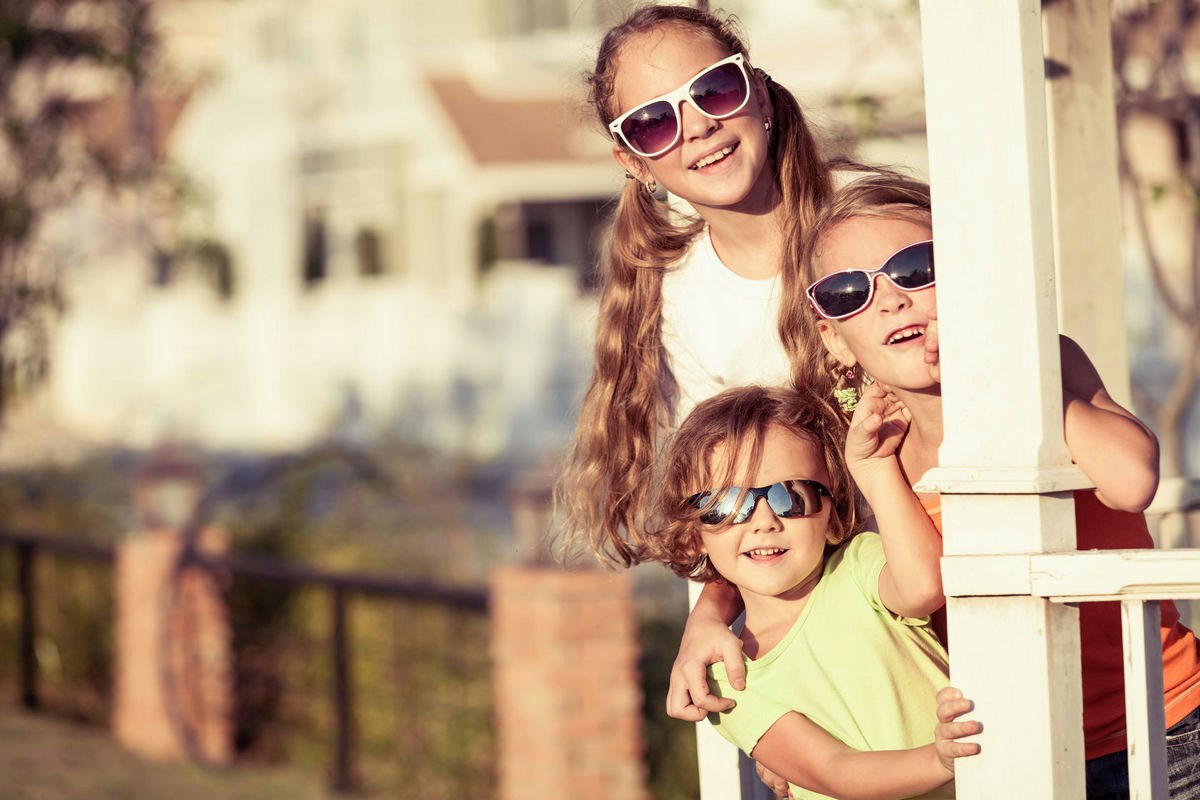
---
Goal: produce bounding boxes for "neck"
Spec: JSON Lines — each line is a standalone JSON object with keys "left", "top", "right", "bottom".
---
{"left": 738, "top": 567, "right": 820, "bottom": 659}
{"left": 893, "top": 387, "right": 944, "bottom": 489}
{"left": 705, "top": 205, "right": 783, "bottom": 280}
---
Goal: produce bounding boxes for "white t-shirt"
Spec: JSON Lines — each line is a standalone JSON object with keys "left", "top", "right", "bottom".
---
{"left": 661, "top": 228, "right": 792, "bottom": 424}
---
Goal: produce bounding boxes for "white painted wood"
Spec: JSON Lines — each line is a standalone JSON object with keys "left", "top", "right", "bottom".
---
{"left": 1042, "top": 0, "right": 1131, "bottom": 406}
{"left": 1121, "top": 600, "right": 1168, "bottom": 800}
{"left": 919, "top": 0, "right": 1086, "bottom": 794}
{"left": 947, "top": 595, "right": 1083, "bottom": 797}
{"left": 942, "top": 549, "right": 1200, "bottom": 599}
{"left": 1146, "top": 477, "right": 1200, "bottom": 518}
{"left": 919, "top": 0, "right": 1070, "bottom": 476}
{"left": 687, "top": 579, "right": 746, "bottom": 800}
{"left": 914, "top": 464, "right": 1092, "bottom": 495}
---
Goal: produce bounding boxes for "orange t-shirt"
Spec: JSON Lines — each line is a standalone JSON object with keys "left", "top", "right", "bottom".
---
{"left": 921, "top": 490, "right": 1200, "bottom": 760}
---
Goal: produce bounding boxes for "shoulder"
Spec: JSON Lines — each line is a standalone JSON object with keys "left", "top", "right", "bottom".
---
{"left": 824, "top": 533, "right": 884, "bottom": 595}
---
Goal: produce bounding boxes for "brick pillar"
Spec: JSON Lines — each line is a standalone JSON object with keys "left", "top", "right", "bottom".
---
{"left": 491, "top": 566, "right": 648, "bottom": 800}
{"left": 113, "top": 526, "right": 233, "bottom": 764}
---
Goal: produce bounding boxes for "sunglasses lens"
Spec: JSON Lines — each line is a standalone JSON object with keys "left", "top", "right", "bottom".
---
{"left": 885, "top": 241, "right": 935, "bottom": 289}
{"left": 693, "top": 488, "right": 744, "bottom": 525}
{"left": 690, "top": 63, "right": 749, "bottom": 117}
{"left": 772, "top": 480, "right": 823, "bottom": 517}
{"left": 811, "top": 273, "right": 872, "bottom": 319}
{"left": 620, "top": 100, "right": 679, "bottom": 156}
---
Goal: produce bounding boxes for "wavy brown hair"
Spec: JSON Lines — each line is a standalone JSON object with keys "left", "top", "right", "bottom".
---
{"left": 556, "top": 4, "right": 833, "bottom": 567}
{"left": 646, "top": 384, "right": 861, "bottom": 582}
{"left": 787, "top": 167, "right": 934, "bottom": 417}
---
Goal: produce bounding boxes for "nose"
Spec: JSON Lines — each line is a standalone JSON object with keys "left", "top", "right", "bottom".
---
{"left": 870, "top": 273, "right": 911, "bottom": 314}
{"left": 679, "top": 98, "right": 718, "bottom": 141}
{"left": 746, "top": 495, "right": 783, "bottom": 533}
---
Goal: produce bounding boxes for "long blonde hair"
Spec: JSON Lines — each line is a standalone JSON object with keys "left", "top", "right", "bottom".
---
{"left": 789, "top": 168, "right": 933, "bottom": 409}
{"left": 557, "top": 4, "right": 832, "bottom": 567}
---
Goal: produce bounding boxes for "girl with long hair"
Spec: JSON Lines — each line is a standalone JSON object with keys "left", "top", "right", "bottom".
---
{"left": 558, "top": 3, "right": 832, "bottom": 565}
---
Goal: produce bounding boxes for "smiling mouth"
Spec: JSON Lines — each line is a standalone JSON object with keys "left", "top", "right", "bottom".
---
{"left": 743, "top": 547, "right": 787, "bottom": 560}
{"left": 886, "top": 325, "right": 925, "bottom": 345}
{"left": 690, "top": 144, "right": 737, "bottom": 170}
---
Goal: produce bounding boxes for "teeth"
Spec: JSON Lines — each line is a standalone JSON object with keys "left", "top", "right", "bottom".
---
{"left": 746, "top": 548, "right": 784, "bottom": 557}
{"left": 692, "top": 146, "right": 734, "bottom": 169}
{"left": 887, "top": 326, "right": 925, "bottom": 345}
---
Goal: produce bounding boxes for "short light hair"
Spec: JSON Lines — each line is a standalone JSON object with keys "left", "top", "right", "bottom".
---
{"left": 646, "top": 384, "right": 861, "bottom": 583}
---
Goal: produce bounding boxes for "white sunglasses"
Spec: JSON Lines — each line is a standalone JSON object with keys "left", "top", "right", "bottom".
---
{"left": 608, "top": 53, "right": 752, "bottom": 158}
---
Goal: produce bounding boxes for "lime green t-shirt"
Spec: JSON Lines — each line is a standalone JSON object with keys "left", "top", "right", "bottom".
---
{"left": 708, "top": 532, "right": 953, "bottom": 800}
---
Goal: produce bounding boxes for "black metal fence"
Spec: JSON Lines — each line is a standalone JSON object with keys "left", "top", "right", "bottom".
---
{"left": 0, "top": 529, "right": 493, "bottom": 798}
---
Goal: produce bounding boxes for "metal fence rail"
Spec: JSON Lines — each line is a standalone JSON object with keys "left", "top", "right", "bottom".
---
{"left": 0, "top": 528, "right": 490, "bottom": 796}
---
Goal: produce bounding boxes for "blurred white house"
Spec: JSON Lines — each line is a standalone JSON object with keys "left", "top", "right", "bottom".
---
{"left": 4, "top": 0, "right": 933, "bottom": 463}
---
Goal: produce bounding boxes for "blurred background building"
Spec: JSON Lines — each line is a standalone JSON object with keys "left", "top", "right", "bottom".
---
{"left": 1, "top": 0, "right": 936, "bottom": 471}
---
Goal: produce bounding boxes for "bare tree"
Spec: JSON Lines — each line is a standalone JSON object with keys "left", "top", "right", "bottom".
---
{"left": 1111, "top": 1, "right": 1200, "bottom": 491}
{"left": 0, "top": 0, "right": 157, "bottom": 414}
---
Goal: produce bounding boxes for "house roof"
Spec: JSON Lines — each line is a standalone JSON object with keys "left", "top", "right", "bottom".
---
{"left": 426, "top": 75, "right": 609, "bottom": 166}
{"left": 73, "top": 89, "right": 193, "bottom": 164}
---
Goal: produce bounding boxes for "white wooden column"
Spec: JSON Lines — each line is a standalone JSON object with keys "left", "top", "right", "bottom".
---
{"left": 918, "top": 1, "right": 1087, "bottom": 797}
{"left": 1043, "top": 0, "right": 1131, "bottom": 403}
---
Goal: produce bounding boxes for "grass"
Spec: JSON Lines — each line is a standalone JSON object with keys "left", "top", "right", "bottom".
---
{"left": 0, "top": 705, "right": 334, "bottom": 800}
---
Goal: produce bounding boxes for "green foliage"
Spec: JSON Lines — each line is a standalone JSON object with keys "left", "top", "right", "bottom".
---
{"left": 640, "top": 614, "right": 700, "bottom": 800}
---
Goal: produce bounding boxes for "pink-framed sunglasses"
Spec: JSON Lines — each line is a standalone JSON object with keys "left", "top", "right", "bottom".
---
{"left": 806, "top": 240, "right": 936, "bottom": 321}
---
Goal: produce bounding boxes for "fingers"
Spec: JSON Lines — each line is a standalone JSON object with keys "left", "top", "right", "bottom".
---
{"left": 936, "top": 686, "right": 975, "bottom": 722}
{"left": 846, "top": 384, "right": 910, "bottom": 464}
{"left": 721, "top": 639, "right": 747, "bottom": 691}
{"left": 924, "top": 310, "right": 941, "bottom": 381}
{"left": 937, "top": 719, "right": 983, "bottom": 741}
{"left": 666, "top": 662, "right": 735, "bottom": 720}
{"left": 939, "top": 738, "right": 982, "bottom": 758}
{"left": 666, "top": 638, "right": 748, "bottom": 720}
{"left": 755, "top": 762, "right": 792, "bottom": 799}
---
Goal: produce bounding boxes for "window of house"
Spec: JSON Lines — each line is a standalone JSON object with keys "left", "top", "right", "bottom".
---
{"left": 355, "top": 227, "right": 385, "bottom": 277}
{"left": 302, "top": 210, "right": 328, "bottom": 287}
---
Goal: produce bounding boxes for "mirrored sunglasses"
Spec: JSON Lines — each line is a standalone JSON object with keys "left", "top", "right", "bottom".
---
{"left": 609, "top": 53, "right": 752, "bottom": 158}
{"left": 805, "top": 240, "right": 936, "bottom": 321}
{"left": 687, "top": 478, "right": 831, "bottom": 526}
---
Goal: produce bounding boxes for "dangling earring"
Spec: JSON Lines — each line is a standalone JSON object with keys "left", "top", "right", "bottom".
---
{"left": 644, "top": 179, "right": 657, "bottom": 195}
{"left": 833, "top": 366, "right": 859, "bottom": 413}
{"left": 764, "top": 118, "right": 772, "bottom": 133}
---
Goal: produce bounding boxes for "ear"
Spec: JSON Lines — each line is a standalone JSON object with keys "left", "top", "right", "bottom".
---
{"left": 817, "top": 318, "right": 856, "bottom": 370}
{"left": 752, "top": 67, "right": 773, "bottom": 124}
{"left": 613, "top": 145, "right": 651, "bottom": 186}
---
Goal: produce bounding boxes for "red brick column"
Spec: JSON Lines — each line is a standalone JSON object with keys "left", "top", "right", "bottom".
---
{"left": 113, "top": 526, "right": 233, "bottom": 764}
{"left": 491, "top": 566, "right": 648, "bottom": 800}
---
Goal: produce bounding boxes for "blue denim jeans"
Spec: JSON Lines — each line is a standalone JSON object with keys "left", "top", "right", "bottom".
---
{"left": 1086, "top": 705, "right": 1200, "bottom": 799}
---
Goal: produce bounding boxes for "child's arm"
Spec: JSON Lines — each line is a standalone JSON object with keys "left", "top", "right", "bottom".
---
{"left": 750, "top": 686, "right": 981, "bottom": 800}
{"left": 928, "top": 315, "right": 1159, "bottom": 512}
{"left": 666, "top": 580, "right": 747, "bottom": 721}
{"left": 847, "top": 384, "right": 945, "bottom": 618}
{"left": 1059, "top": 335, "right": 1160, "bottom": 512}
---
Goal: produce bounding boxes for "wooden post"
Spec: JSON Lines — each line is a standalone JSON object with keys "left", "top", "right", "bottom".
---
{"left": 918, "top": 0, "right": 1086, "bottom": 796}
{"left": 1122, "top": 600, "right": 1168, "bottom": 799}
{"left": 331, "top": 585, "right": 356, "bottom": 793}
{"left": 17, "top": 542, "right": 37, "bottom": 709}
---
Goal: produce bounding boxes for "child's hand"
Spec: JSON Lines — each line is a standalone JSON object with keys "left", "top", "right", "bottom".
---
{"left": 666, "top": 615, "right": 745, "bottom": 721}
{"left": 924, "top": 310, "right": 940, "bottom": 383}
{"left": 934, "top": 686, "right": 982, "bottom": 774}
{"left": 844, "top": 383, "right": 910, "bottom": 491}
{"left": 754, "top": 760, "right": 793, "bottom": 799}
